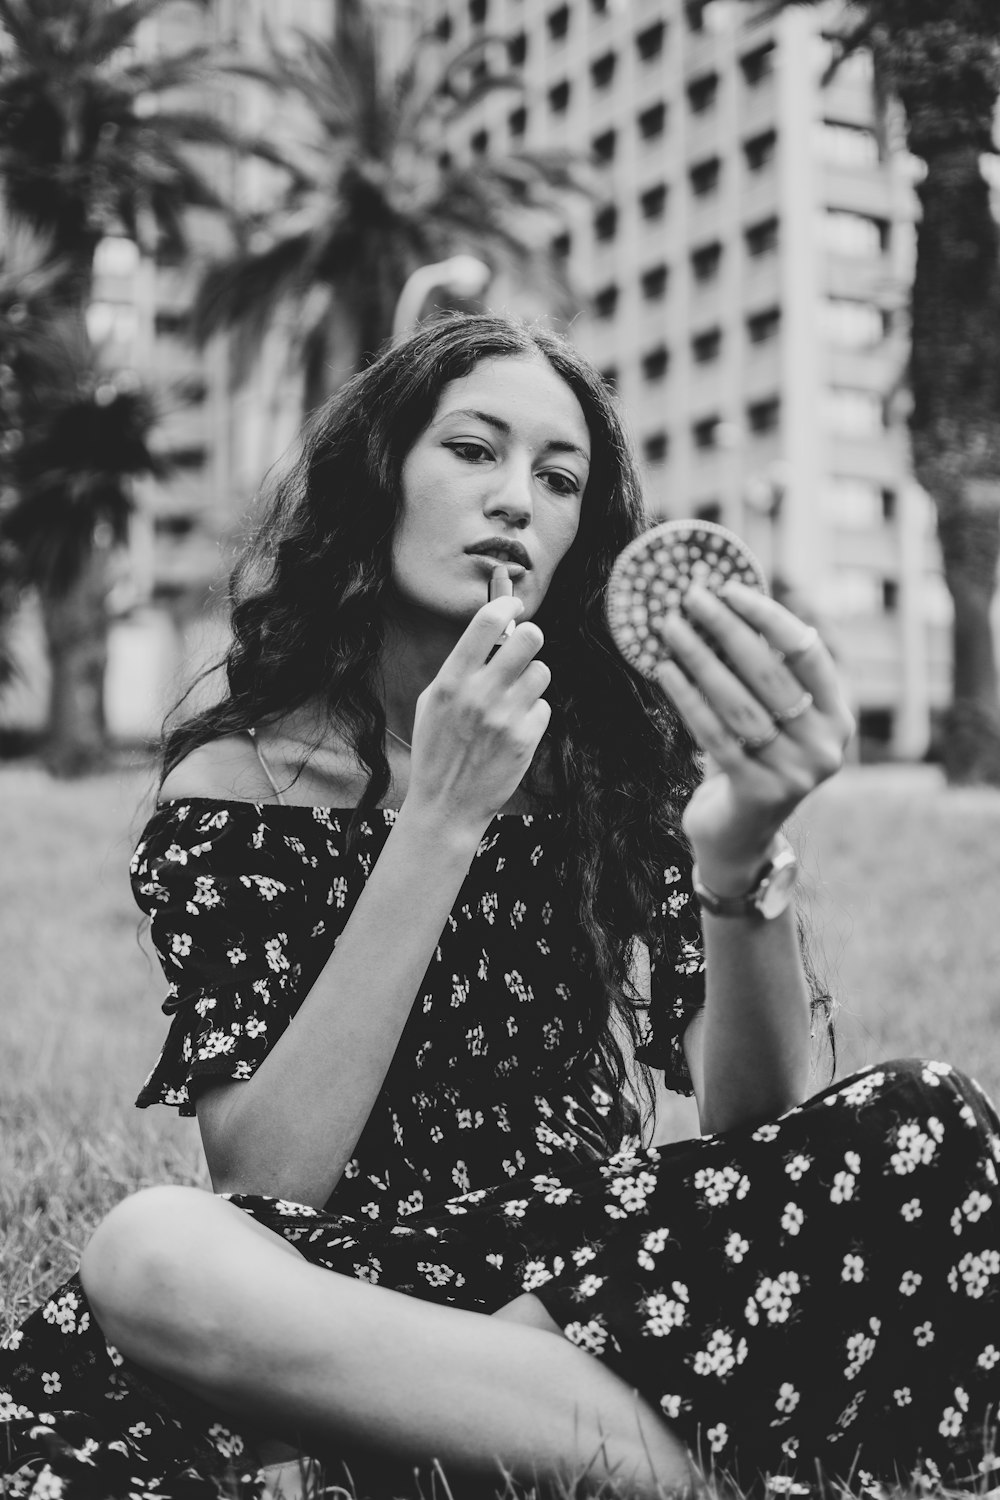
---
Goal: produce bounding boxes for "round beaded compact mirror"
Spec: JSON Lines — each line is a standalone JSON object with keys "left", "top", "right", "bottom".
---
{"left": 605, "top": 518, "right": 769, "bottom": 681}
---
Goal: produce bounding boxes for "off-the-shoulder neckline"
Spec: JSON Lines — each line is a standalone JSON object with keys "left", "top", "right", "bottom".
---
{"left": 153, "top": 797, "right": 551, "bottom": 820}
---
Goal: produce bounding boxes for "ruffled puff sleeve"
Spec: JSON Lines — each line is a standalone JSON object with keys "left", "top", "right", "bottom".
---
{"left": 633, "top": 845, "right": 706, "bottom": 1097}
{"left": 130, "top": 802, "right": 308, "bottom": 1116}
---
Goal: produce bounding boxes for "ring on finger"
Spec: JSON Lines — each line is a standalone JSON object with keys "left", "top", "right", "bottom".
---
{"left": 780, "top": 626, "right": 820, "bottom": 668}
{"left": 737, "top": 723, "right": 781, "bottom": 755}
{"left": 771, "top": 691, "right": 814, "bottom": 725}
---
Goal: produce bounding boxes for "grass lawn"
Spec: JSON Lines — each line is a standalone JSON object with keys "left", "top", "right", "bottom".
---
{"left": 0, "top": 761, "right": 206, "bottom": 1335}
{"left": 1, "top": 757, "right": 998, "bottom": 1490}
{"left": 791, "top": 764, "right": 1000, "bottom": 1097}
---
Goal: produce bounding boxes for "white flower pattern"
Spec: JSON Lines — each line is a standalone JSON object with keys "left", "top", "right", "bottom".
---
{"left": 2, "top": 811, "right": 996, "bottom": 1498}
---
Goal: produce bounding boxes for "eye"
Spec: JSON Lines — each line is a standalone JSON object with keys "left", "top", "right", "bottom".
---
{"left": 445, "top": 440, "right": 493, "bottom": 464}
{"left": 540, "top": 469, "right": 581, "bottom": 497}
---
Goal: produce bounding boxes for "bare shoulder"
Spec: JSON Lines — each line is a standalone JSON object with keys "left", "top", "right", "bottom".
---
{"left": 158, "top": 734, "right": 276, "bottom": 804}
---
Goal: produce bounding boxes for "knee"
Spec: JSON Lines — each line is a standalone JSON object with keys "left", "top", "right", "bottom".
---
{"left": 80, "top": 1184, "right": 222, "bottom": 1360}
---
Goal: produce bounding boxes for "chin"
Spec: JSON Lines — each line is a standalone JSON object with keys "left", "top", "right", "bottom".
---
{"left": 386, "top": 584, "right": 479, "bottom": 624}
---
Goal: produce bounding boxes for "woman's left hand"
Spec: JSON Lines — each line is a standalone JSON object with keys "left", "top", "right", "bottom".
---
{"left": 652, "top": 580, "right": 855, "bottom": 893}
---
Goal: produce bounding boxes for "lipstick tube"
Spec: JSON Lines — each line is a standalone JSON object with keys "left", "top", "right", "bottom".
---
{"left": 489, "top": 564, "right": 516, "bottom": 651}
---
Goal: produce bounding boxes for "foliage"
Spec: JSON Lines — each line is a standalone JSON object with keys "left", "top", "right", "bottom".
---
{"left": 0, "top": 0, "right": 283, "bottom": 582}
{"left": 3, "top": 337, "right": 168, "bottom": 595}
{"left": 0, "top": 194, "right": 165, "bottom": 675}
{"left": 192, "top": 0, "right": 590, "bottom": 410}
{"left": 0, "top": 200, "right": 66, "bottom": 686}
{"left": 0, "top": 0, "right": 270, "bottom": 769}
{"left": 767, "top": 0, "right": 1000, "bottom": 783}
{"left": 0, "top": 0, "right": 281, "bottom": 270}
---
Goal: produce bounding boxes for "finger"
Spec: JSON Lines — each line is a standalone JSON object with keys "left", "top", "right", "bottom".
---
{"left": 483, "top": 618, "right": 548, "bottom": 685}
{"left": 444, "top": 597, "right": 525, "bottom": 676}
{"left": 504, "top": 655, "right": 552, "bottom": 713}
{"left": 685, "top": 585, "right": 855, "bottom": 754}
{"left": 654, "top": 610, "right": 779, "bottom": 747}
{"left": 522, "top": 695, "right": 552, "bottom": 749}
{"left": 653, "top": 659, "right": 773, "bottom": 776}
{"left": 678, "top": 585, "right": 817, "bottom": 732}
{"left": 715, "top": 582, "right": 841, "bottom": 709}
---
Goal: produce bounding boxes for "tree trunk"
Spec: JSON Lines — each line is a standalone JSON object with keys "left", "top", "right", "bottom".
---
{"left": 906, "top": 140, "right": 1000, "bottom": 785}
{"left": 40, "top": 544, "right": 112, "bottom": 776}
{"left": 937, "top": 497, "right": 1000, "bottom": 784}
{"left": 302, "top": 288, "right": 391, "bottom": 415}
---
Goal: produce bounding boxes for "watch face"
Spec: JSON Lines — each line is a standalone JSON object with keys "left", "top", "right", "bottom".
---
{"left": 756, "top": 859, "right": 799, "bottom": 919}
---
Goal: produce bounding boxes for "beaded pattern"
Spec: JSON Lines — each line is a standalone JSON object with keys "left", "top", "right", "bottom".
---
{"left": 606, "top": 519, "right": 769, "bottom": 680}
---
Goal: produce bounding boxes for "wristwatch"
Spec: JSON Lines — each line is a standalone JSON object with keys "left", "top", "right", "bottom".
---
{"left": 692, "top": 838, "right": 799, "bottom": 920}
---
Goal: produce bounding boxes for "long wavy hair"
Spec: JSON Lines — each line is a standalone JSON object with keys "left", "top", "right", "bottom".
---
{"left": 160, "top": 313, "right": 710, "bottom": 1139}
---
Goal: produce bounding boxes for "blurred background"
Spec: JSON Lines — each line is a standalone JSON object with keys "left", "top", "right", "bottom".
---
{"left": 1, "top": 0, "right": 999, "bottom": 783}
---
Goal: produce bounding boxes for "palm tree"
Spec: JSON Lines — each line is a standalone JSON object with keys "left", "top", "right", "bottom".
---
{"left": 0, "top": 0, "right": 283, "bottom": 771}
{"left": 762, "top": 0, "right": 1000, "bottom": 784}
{"left": 193, "top": 0, "right": 588, "bottom": 415}
{"left": 0, "top": 203, "right": 66, "bottom": 696}
{"left": 3, "top": 324, "right": 169, "bottom": 774}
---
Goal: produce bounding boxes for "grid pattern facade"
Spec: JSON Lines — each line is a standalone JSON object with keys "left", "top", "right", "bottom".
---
{"left": 429, "top": 0, "right": 951, "bottom": 755}
{"left": 86, "top": 0, "right": 962, "bottom": 756}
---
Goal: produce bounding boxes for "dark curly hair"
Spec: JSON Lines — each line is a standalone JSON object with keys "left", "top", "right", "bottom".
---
{"left": 160, "top": 313, "right": 708, "bottom": 1141}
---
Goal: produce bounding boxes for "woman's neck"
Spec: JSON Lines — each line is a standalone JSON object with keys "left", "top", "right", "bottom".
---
{"left": 377, "top": 612, "right": 465, "bottom": 744}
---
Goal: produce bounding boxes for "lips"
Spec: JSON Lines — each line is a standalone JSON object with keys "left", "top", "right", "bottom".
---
{"left": 464, "top": 537, "right": 532, "bottom": 569}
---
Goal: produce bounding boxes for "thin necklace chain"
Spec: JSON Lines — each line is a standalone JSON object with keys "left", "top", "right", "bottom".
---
{"left": 385, "top": 725, "right": 412, "bottom": 753}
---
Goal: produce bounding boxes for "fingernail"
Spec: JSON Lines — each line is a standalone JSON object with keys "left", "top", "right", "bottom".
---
{"left": 685, "top": 583, "right": 716, "bottom": 611}
{"left": 654, "top": 610, "right": 686, "bottom": 639}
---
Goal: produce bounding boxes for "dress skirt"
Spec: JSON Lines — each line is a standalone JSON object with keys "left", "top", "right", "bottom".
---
{"left": 2, "top": 1058, "right": 999, "bottom": 1498}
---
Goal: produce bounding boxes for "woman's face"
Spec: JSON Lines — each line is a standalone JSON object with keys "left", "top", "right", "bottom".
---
{"left": 391, "top": 355, "right": 591, "bottom": 627}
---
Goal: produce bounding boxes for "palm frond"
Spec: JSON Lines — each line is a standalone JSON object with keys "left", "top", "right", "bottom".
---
{"left": 0, "top": 203, "right": 62, "bottom": 309}
{"left": 435, "top": 33, "right": 516, "bottom": 88}
{"left": 435, "top": 70, "right": 524, "bottom": 129}
{"left": 190, "top": 228, "right": 319, "bottom": 351}
{"left": 0, "top": 0, "right": 81, "bottom": 57}
{"left": 819, "top": 14, "right": 880, "bottom": 86}
{"left": 4, "top": 336, "right": 166, "bottom": 593}
{"left": 332, "top": 0, "right": 381, "bottom": 126}
{"left": 0, "top": 0, "right": 246, "bottom": 261}
{"left": 0, "top": 0, "right": 34, "bottom": 51}
{"left": 418, "top": 181, "right": 533, "bottom": 260}
{"left": 142, "top": 159, "right": 225, "bottom": 225}
{"left": 181, "top": 0, "right": 591, "bottom": 397}
{"left": 495, "top": 149, "right": 596, "bottom": 199}
{"left": 114, "top": 46, "right": 218, "bottom": 99}
{"left": 747, "top": 0, "right": 820, "bottom": 21}
{"left": 83, "top": 0, "right": 176, "bottom": 67}
{"left": 118, "top": 109, "right": 242, "bottom": 152}
{"left": 226, "top": 36, "right": 361, "bottom": 143}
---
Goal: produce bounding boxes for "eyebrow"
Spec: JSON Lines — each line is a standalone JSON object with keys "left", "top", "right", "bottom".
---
{"left": 437, "top": 407, "right": 590, "bottom": 464}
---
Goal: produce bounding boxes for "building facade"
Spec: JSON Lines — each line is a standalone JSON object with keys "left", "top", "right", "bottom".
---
{"left": 428, "top": 0, "right": 953, "bottom": 759}
{"left": 23, "top": 0, "right": 967, "bottom": 759}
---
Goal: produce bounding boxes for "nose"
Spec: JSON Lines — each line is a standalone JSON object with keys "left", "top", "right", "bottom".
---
{"left": 482, "top": 455, "right": 533, "bottom": 528}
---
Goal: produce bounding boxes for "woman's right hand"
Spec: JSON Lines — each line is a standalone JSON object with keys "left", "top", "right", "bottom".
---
{"left": 405, "top": 596, "right": 551, "bottom": 830}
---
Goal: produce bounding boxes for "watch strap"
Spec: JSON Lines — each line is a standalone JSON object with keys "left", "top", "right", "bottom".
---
{"left": 692, "top": 840, "right": 798, "bottom": 919}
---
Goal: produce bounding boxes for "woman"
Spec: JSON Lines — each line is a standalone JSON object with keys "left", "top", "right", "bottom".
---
{"left": 2, "top": 314, "right": 998, "bottom": 1499}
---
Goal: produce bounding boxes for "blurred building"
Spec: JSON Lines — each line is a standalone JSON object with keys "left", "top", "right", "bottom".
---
{"left": 55, "top": 0, "right": 969, "bottom": 759}
{"left": 84, "top": 0, "right": 320, "bottom": 737}
{"left": 430, "top": 0, "right": 953, "bottom": 760}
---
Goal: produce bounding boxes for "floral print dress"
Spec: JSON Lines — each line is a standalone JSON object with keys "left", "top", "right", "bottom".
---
{"left": 2, "top": 800, "right": 999, "bottom": 1499}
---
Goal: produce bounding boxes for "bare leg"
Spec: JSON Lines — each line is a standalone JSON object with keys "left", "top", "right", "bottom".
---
{"left": 81, "top": 1186, "right": 691, "bottom": 1497}
{"left": 493, "top": 1291, "right": 565, "bottom": 1335}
